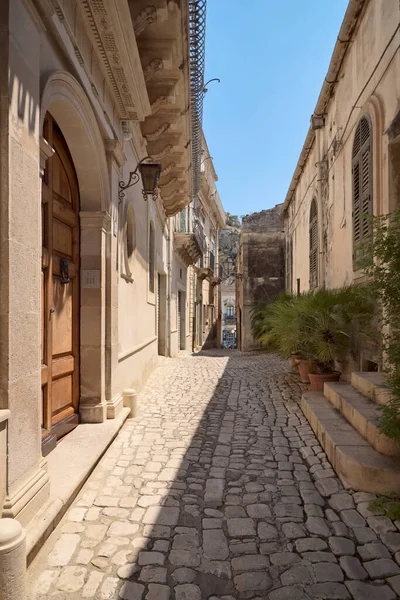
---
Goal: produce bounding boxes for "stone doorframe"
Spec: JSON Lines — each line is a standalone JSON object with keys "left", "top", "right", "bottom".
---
{"left": 41, "top": 71, "right": 111, "bottom": 424}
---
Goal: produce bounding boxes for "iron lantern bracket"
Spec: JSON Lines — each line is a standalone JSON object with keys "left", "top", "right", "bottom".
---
{"left": 118, "top": 156, "right": 159, "bottom": 203}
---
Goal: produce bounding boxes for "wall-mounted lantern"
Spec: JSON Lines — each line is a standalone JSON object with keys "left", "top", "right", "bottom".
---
{"left": 119, "top": 156, "right": 161, "bottom": 203}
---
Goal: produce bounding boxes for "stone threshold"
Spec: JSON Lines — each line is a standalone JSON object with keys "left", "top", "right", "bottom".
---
{"left": 26, "top": 408, "right": 130, "bottom": 565}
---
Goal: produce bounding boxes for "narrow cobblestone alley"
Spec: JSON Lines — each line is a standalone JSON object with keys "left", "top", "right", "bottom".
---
{"left": 28, "top": 352, "right": 400, "bottom": 600}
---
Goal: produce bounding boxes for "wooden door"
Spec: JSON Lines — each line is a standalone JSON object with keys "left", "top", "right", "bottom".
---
{"left": 41, "top": 115, "right": 80, "bottom": 455}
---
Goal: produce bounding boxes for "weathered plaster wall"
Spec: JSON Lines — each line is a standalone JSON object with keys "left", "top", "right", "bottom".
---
{"left": 238, "top": 206, "right": 285, "bottom": 352}
{"left": 285, "top": 0, "right": 400, "bottom": 295}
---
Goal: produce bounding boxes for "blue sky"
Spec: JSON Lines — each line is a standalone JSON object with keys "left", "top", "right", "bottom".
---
{"left": 203, "top": 1, "right": 349, "bottom": 218}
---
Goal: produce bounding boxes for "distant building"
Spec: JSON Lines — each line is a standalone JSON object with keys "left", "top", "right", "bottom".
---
{"left": 236, "top": 206, "right": 285, "bottom": 351}
{"left": 221, "top": 282, "right": 237, "bottom": 348}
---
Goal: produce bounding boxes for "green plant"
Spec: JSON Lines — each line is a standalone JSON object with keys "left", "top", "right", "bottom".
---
{"left": 251, "top": 286, "right": 374, "bottom": 373}
{"left": 295, "top": 286, "right": 374, "bottom": 373}
{"left": 251, "top": 292, "right": 300, "bottom": 357}
{"left": 369, "top": 492, "right": 400, "bottom": 520}
{"left": 361, "top": 209, "right": 400, "bottom": 441}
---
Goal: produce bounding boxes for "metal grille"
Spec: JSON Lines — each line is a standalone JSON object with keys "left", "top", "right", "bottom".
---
{"left": 189, "top": 0, "right": 207, "bottom": 201}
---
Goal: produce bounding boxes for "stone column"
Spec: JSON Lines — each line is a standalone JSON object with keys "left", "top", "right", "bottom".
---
{"left": 0, "top": 519, "right": 26, "bottom": 600}
{"left": 104, "top": 141, "right": 125, "bottom": 419}
{"left": 79, "top": 211, "right": 111, "bottom": 423}
{"left": 1, "top": 2, "right": 49, "bottom": 525}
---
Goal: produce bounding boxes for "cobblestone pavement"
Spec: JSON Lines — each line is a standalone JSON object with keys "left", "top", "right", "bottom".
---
{"left": 28, "top": 351, "right": 400, "bottom": 600}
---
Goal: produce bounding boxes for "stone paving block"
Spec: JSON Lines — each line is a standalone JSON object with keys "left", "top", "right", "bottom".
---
{"left": 270, "top": 552, "right": 301, "bottom": 566}
{"left": 313, "top": 562, "right": 344, "bottom": 582}
{"left": 345, "top": 581, "right": 396, "bottom": 600}
{"left": 234, "top": 571, "right": 273, "bottom": 592}
{"left": 281, "top": 522, "right": 306, "bottom": 539}
{"left": 175, "top": 584, "right": 202, "bottom": 600}
{"left": 367, "top": 516, "right": 397, "bottom": 533}
{"left": 340, "top": 509, "right": 366, "bottom": 528}
{"left": 146, "top": 584, "right": 170, "bottom": 600}
{"left": 306, "top": 516, "right": 331, "bottom": 537}
{"left": 339, "top": 555, "right": 368, "bottom": 580}
{"left": 227, "top": 517, "right": 256, "bottom": 537}
{"left": 358, "top": 541, "right": 391, "bottom": 560}
{"left": 280, "top": 565, "right": 313, "bottom": 586}
{"left": 315, "top": 478, "right": 342, "bottom": 497}
{"left": 119, "top": 581, "right": 145, "bottom": 600}
{"left": 387, "top": 574, "right": 400, "bottom": 596}
{"left": 246, "top": 503, "right": 272, "bottom": 518}
{"left": 203, "top": 529, "right": 229, "bottom": 560}
{"left": 231, "top": 554, "right": 269, "bottom": 571}
{"left": 308, "top": 583, "right": 351, "bottom": 599}
{"left": 381, "top": 532, "right": 400, "bottom": 552}
{"left": 364, "top": 558, "right": 400, "bottom": 578}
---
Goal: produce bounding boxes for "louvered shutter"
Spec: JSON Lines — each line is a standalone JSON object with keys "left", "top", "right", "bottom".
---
{"left": 353, "top": 117, "right": 372, "bottom": 265}
{"left": 309, "top": 199, "right": 318, "bottom": 289}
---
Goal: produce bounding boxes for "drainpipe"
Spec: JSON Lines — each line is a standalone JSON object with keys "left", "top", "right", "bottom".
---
{"left": 167, "top": 219, "right": 172, "bottom": 357}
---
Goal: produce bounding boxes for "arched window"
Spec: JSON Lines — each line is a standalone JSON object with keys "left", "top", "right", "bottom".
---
{"left": 352, "top": 116, "right": 373, "bottom": 265}
{"left": 309, "top": 198, "right": 318, "bottom": 289}
{"left": 149, "top": 222, "right": 155, "bottom": 293}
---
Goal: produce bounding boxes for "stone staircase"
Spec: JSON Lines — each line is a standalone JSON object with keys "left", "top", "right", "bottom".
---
{"left": 301, "top": 372, "right": 400, "bottom": 495}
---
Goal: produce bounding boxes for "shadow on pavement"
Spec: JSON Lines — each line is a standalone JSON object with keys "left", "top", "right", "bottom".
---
{"left": 27, "top": 351, "right": 344, "bottom": 600}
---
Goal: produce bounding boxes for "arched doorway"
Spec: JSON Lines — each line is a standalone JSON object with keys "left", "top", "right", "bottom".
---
{"left": 41, "top": 114, "right": 80, "bottom": 454}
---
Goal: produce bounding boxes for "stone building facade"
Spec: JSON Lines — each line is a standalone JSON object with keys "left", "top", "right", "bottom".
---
{"left": 221, "top": 281, "right": 236, "bottom": 348}
{"left": 0, "top": 0, "right": 223, "bottom": 551}
{"left": 284, "top": 0, "right": 400, "bottom": 370}
{"left": 236, "top": 206, "right": 285, "bottom": 352}
{"left": 173, "top": 134, "right": 225, "bottom": 352}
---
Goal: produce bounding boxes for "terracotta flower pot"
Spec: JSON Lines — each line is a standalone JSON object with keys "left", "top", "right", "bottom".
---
{"left": 297, "top": 359, "right": 316, "bottom": 383}
{"left": 308, "top": 371, "right": 341, "bottom": 391}
{"left": 290, "top": 353, "right": 302, "bottom": 367}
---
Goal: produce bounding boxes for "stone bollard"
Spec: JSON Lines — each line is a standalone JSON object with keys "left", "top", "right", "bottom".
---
{"left": 122, "top": 388, "right": 137, "bottom": 418}
{"left": 0, "top": 518, "right": 26, "bottom": 600}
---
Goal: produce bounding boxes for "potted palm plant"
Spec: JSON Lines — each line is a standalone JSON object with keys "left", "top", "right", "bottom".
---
{"left": 252, "top": 286, "right": 374, "bottom": 388}
{"left": 252, "top": 293, "right": 315, "bottom": 380}
{"left": 296, "top": 286, "right": 374, "bottom": 390}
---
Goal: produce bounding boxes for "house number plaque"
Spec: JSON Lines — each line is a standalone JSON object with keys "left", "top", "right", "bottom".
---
{"left": 82, "top": 270, "right": 100, "bottom": 289}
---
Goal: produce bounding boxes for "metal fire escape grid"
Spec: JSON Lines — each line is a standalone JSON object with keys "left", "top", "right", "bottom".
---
{"left": 188, "top": 0, "right": 207, "bottom": 202}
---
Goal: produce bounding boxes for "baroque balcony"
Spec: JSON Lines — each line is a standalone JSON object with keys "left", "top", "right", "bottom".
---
{"left": 174, "top": 222, "right": 205, "bottom": 266}
{"left": 198, "top": 252, "right": 215, "bottom": 281}
{"left": 211, "top": 262, "right": 223, "bottom": 286}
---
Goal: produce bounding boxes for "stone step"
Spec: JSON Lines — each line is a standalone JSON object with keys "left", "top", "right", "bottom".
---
{"left": 324, "top": 381, "right": 399, "bottom": 457}
{"left": 351, "top": 371, "right": 392, "bottom": 406}
{"left": 301, "top": 391, "right": 400, "bottom": 495}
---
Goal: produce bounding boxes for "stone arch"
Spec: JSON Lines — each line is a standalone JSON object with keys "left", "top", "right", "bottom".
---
{"left": 41, "top": 71, "right": 109, "bottom": 212}
{"left": 40, "top": 71, "right": 111, "bottom": 424}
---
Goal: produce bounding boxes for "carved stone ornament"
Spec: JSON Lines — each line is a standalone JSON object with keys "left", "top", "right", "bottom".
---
{"left": 81, "top": 0, "right": 138, "bottom": 119}
{"left": 160, "top": 162, "right": 176, "bottom": 176}
{"left": 159, "top": 176, "right": 178, "bottom": 188}
{"left": 151, "top": 95, "right": 169, "bottom": 114}
{"left": 151, "top": 144, "right": 173, "bottom": 161}
{"left": 162, "top": 188, "right": 185, "bottom": 201}
{"left": 144, "top": 122, "right": 170, "bottom": 142}
{"left": 133, "top": 6, "right": 157, "bottom": 36}
{"left": 144, "top": 58, "right": 163, "bottom": 82}
{"left": 51, "top": 0, "right": 64, "bottom": 21}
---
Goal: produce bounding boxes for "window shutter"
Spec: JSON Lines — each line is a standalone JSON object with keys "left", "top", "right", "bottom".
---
{"left": 352, "top": 117, "right": 372, "bottom": 266}
{"left": 309, "top": 199, "right": 318, "bottom": 289}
